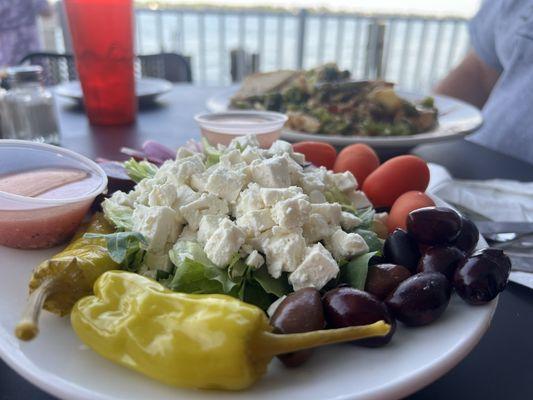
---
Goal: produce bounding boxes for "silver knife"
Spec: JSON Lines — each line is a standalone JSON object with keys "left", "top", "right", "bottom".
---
{"left": 475, "top": 221, "right": 533, "bottom": 235}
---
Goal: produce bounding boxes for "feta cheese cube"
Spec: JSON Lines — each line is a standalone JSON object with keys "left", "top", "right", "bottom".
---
{"left": 299, "top": 170, "right": 327, "bottom": 193}
{"left": 327, "top": 171, "right": 358, "bottom": 192}
{"left": 310, "top": 203, "right": 342, "bottom": 225}
{"left": 129, "top": 178, "right": 157, "bottom": 206}
{"left": 204, "top": 165, "right": 245, "bottom": 202}
{"left": 132, "top": 205, "right": 182, "bottom": 253}
{"left": 340, "top": 211, "right": 362, "bottom": 231}
{"left": 308, "top": 190, "right": 327, "bottom": 204}
{"left": 263, "top": 229, "right": 306, "bottom": 278}
{"left": 268, "top": 140, "right": 293, "bottom": 156}
{"left": 178, "top": 225, "right": 198, "bottom": 241}
{"left": 302, "top": 213, "right": 331, "bottom": 243}
{"left": 245, "top": 250, "right": 265, "bottom": 270}
{"left": 259, "top": 186, "right": 303, "bottom": 207}
{"left": 250, "top": 156, "right": 291, "bottom": 188}
{"left": 179, "top": 193, "right": 229, "bottom": 229}
{"left": 282, "top": 153, "right": 304, "bottom": 185}
{"left": 148, "top": 182, "right": 177, "bottom": 208}
{"left": 219, "top": 149, "right": 243, "bottom": 166}
{"left": 204, "top": 219, "right": 246, "bottom": 268}
{"left": 190, "top": 173, "right": 207, "bottom": 192}
{"left": 325, "top": 228, "right": 369, "bottom": 260}
{"left": 291, "top": 151, "right": 306, "bottom": 165}
{"left": 175, "top": 184, "right": 200, "bottom": 207}
{"left": 241, "top": 146, "right": 264, "bottom": 164}
{"left": 271, "top": 196, "right": 311, "bottom": 229}
{"left": 347, "top": 190, "right": 372, "bottom": 209}
{"left": 228, "top": 135, "right": 260, "bottom": 150}
{"left": 176, "top": 147, "right": 195, "bottom": 160}
{"left": 289, "top": 243, "right": 339, "bottom": 290}
{"left": 236, "top": 209, "right": 275, "bottom": 236}
{"left": 156, "top": 155, "right": 205, "bottom": 187}
{"left": 234, "top": 183, "right": 265, "bottom": 217}
{"left": 198, "top": 215, "right": 226, "bottom": 244}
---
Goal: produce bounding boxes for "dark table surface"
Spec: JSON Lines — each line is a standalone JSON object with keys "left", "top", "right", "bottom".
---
{"left": 1, "top": 85, "right": 532, "bottom": 400}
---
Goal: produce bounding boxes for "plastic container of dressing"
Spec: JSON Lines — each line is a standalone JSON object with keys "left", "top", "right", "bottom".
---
{"left": 194, "top": 110, "right": 288, "bottom": 148}
{"left": 0, "top": 140, "right": 107, "bottom": 249}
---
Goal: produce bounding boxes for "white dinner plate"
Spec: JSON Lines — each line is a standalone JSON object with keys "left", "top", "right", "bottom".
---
{"left": 0, "top": 202, "right": 496, "bottom": 400}
{"left": 206, "top": 87, "right": 483, "bottom": 148}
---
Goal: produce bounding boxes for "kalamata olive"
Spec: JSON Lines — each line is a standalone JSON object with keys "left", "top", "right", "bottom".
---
{"left": 452, "top": 217, "right": 479, "bottom": 254}
{"left": 271, "top": 288, "right": 325, "bottom": 367}
{"left": 383, "top": 229, "right": 420, "bottom": 272}
{"left": 365, "top": 264, "right": 412, "bottom": 300}
{"left": 323, "top": 287, "right": 395, "bottom": 347}
{"left": 407, "top": 207, "right": 462, "bottom": 245}
{"left": 386, "top": 272, "right": 451, "bottom": 326}
{"left": 453, "top": 248, "right": 511, "bottom": 305}
{"left": 417, "top": 246, "right": 465, "bottom": 280}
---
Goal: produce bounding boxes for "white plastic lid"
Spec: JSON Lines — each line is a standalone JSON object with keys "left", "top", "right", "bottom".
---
{"left": 194, "top": 110, "right": 288, "bottom": 135}
{"left": 0, "top": 140, "right": 107, "bottom": 210}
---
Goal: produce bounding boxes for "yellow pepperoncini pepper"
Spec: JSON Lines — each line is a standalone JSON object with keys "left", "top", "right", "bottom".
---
{"left": 15, "top": 213, "right": 118, "bottom": 341}
{"left": 71, "top": 271, "right": 390, "bottom": 391}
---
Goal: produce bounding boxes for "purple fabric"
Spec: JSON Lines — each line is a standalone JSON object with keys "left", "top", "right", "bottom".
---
{"left": 0, "top": 0, "right": 51, "bottom": 67}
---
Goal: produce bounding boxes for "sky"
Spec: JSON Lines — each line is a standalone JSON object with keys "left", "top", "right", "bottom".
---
{"left": 138, "top": 0, "right": 483, "bottom": 17}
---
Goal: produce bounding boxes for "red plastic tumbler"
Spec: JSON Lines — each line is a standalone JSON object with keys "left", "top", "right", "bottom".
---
{"left": 64, "top": 0, "right": 136, "bottom": 125}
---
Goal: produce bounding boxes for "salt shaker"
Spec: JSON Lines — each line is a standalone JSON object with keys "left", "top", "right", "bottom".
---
{"left": 0, "top": 66, "right": 60, "bottom": 144}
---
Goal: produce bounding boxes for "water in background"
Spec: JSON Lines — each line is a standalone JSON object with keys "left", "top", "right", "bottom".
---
{"left": 134, "top": 10, "right": 471, "bottom": 91}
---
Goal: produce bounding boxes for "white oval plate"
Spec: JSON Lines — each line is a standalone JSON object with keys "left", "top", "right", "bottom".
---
{"left": 206, "top": 87, "right": 482, "bottom": 148}
{"left": 0, "top": 205, "right": 495, "bottom": 400}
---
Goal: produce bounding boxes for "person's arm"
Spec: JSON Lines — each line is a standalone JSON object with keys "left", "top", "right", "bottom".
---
{"left": 435, "top": 50, "right": 501, "bottom": 109}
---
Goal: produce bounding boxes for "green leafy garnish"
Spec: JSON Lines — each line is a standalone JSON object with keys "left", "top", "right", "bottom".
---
{"left": 340, "top": 252, "right": 377, "bottom": 290}
{"left": 84, "top": 232, "right": 147, "bottom": 272}
{"left": 201, "top": 137, "right": 222, "bottom": 167}
{"left": 123, "top": 158, "right": 158, "bottom": 183}
{"left": 251, "top": 266, "right": 291, "bottom": 298}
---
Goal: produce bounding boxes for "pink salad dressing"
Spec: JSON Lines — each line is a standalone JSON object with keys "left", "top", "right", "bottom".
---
{"left": 0, "top": 168, "right": 103, "bottom": 249}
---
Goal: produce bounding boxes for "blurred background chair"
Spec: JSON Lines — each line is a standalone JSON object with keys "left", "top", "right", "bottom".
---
{"left": 18, "top": 52, "right": 193, "bottom": 86}
{"left": 19, "top": 52, "right": 77, "bottom": 86}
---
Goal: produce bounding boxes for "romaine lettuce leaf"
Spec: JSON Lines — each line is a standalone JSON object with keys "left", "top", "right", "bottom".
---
{"left": 167, "top": 241, "right": 237, "bottom": 294}
{"left": 201, "top": 138, "right": 222, "bottom": 167}
{"left": 123, "top": 158, "right": 158, "bottom": 183}
{"left": 355, "top": 229, "right": 384, "bottom": 254}
{"left": 101, "top": 199, "right": 134, "bottom": 231}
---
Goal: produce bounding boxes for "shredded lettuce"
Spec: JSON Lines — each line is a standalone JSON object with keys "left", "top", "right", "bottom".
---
{"left": 124, "top": 158, "right": 158, "bottom": 183}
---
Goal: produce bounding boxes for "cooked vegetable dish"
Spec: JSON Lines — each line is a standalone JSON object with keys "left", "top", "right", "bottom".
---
{"left": 231, "top": 63, "right": 438, "bottom": 136}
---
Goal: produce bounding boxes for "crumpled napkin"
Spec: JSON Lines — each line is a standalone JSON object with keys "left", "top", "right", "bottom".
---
{"left": 427, "top": 163, "right": 533, "bottom": 289}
